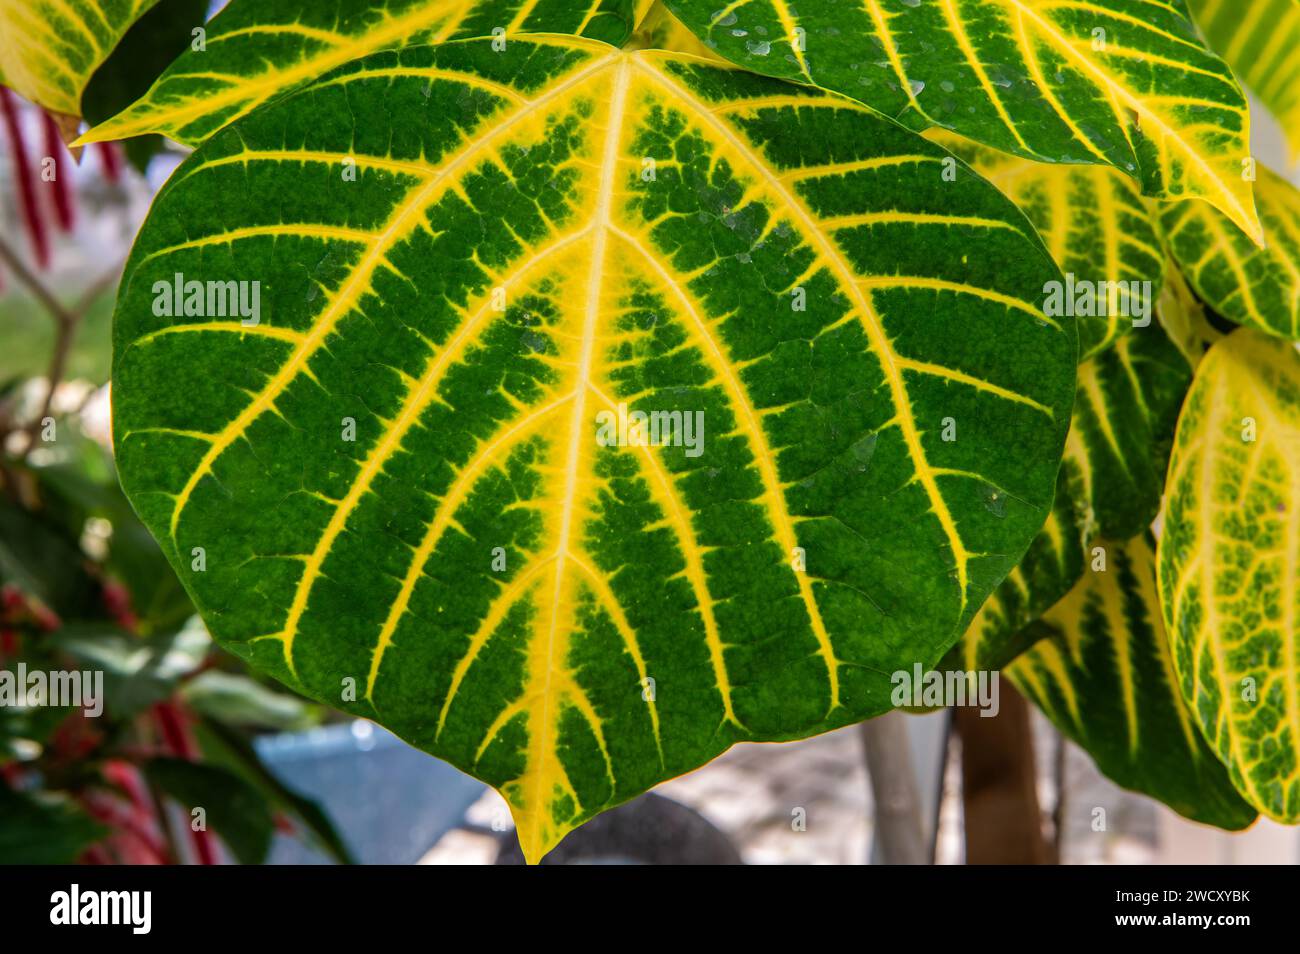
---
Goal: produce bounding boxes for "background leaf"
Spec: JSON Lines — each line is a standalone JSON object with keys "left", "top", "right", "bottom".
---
{"left": 931, "top": 129, "right": 1165, "bottom": 360}
{"left": 1159, "top": 327, "right": 1300, "bottom": 822}
{"left": 192, "top": 717, "right": 355, "bottom": 864}
{"left": 143, "top": 756, "right": 275, "bottom": 864}
{"left": 0, "top": 0, "right": 160, "bottom": 118}
{"left": 952, "top": 316, "right": 1189, "bottom": 671}
{"left": 0, "top": 787, "right": 105, "bottom": 864}
{"left": 666, "top": 0, "right": 1262, "bottom": 242}
{"left": 1009, "top": 534, "right": 1257, "bottom": 829}
{"left": 1189, "top": 0, "right": 1300, "bottom": 163}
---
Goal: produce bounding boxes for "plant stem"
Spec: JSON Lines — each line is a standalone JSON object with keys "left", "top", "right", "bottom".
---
{"left": 954, "top": 681, "right": 1054, "bottom": 863}
{"left": 0, "top": 238, "right": 119, "bottom": 458}
{"left": 859, "top": 711, "right": 929, "bottom": 864}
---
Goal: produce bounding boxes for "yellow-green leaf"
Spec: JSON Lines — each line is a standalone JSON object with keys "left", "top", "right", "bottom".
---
{"left": 1010, "top": 535, "right": 1256, "bottom": 828}
{"left": 111, "top": 36, "right": 1075, "bottom": 861}
{"left": 931, "top": 129, "right": 1165, "bottom": 360}
{"left": 666, "top": 0, "right": 1263, "bottom": 244}
{"left": 1159, "top": 327, "right": 1300, "bottom": 822}
{"left": 74, "top": 0, "right": 650, "bottom": 147}
{"left": 1161, "top": 165, "right": 1300, "bottom": 340}
{"left": 0, "top": 0, "right": 160, "bottom": 117}
{"left": 1190, "top": 0, "right": 1300, "bottom": 163}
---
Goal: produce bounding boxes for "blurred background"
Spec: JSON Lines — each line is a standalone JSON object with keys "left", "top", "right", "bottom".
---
{"left": 1, "top": 0, "right": 1297, "bottom": 865}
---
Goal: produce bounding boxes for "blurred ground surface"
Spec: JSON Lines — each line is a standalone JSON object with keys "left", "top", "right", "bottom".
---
{"left": 422, "top": 712, "right": 1159, "bottom": 865}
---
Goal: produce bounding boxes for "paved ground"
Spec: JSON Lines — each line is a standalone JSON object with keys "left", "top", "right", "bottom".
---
{"left": 422, "top": 711, "right": 1158, "bottom": 864}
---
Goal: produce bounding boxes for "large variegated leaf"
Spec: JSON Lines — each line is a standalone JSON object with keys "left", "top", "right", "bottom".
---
{"left": 1190, "top": 0, "right": 1300, "bottom": 163}
{"left": 931, "top": 130, "right": 1164, "bottom": 360}
{"left": 111, "top": 36, "right": 1074, "bottom": 861}
{"left": 1009, "top": 535, "right": 1256, "bottom": 828}
{"left": 666, "top": 0, "right": 1263, "bottom": 243}
{"left": 1161, "top": 166, "right": 1300, "bottom": 340}
{"left": 74, "top": 0, "right": 650, "bottom": 148}
{"left": 1159, "top": 328, "right": 1300, "bottom": 822}
{"left": 953, "top": 319, "right": 1189, "bottom": 670}
{"left": 0, "top": 0, "right": 159, "bottom": 118}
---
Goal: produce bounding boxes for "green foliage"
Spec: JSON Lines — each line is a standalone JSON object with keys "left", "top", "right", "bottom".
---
{"left": 7, "top": 0, "right": 1300, "bottom": 863}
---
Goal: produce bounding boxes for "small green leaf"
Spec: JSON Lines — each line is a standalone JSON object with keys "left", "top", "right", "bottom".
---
{"left": 182, "top": 670, "right": 319, "bottom": 731}
{"left": 0, "top": 787, "right": 105, "bottom": 864}
{"left": 52, "top": 617, "right": 210, "bottom": 717}
{"left": 192, "top": 717, "right": 355, "bottom": 865}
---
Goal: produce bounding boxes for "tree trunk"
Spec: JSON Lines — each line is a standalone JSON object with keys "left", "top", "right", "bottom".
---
{"left": 954, "top": 682, "right": 1055, "bottom": 864}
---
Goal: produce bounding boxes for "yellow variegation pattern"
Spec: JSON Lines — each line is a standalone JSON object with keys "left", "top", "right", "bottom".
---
{"left": 1161, "top": 166, "right": 1300, "bottom": 340}
{"left": 111, "top": 37, "right": 1073, "bottom": 861}
{"left": 1190, "top": 0, "right": 1300, "bottom": 163}
{"left": 1159, "top": 328, "right": 1300, "bottom": 822}
{"left": 0, "top": 0, "right": 159, "bottom": 116}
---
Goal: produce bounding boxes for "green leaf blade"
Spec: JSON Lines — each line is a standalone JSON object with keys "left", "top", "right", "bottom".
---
{"left": 1161, "top": 166, "right": 1300, "bottom": 341}
{"left": 112, "top": 37, "right": 1075, "bottom": 861}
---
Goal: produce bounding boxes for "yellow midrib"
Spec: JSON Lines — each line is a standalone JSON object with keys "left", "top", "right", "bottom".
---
{"left": 520, "top": 56, "right": 633, "bottom": 865}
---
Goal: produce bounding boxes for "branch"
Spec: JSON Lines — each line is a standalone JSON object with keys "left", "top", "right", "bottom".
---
{"left": 0, "top": 237, "right": 120, "bottom": 458}
{"left": 859, "top": 711, "right": 929, "bottom": 864}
